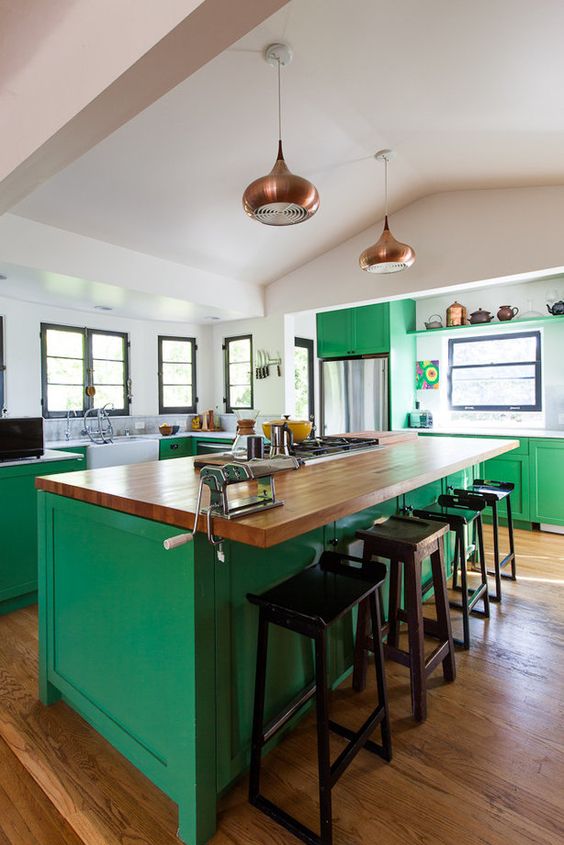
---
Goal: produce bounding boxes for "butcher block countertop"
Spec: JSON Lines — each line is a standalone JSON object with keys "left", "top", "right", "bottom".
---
{"left": 36, "top": 436, "right": 517, "bottom": 548}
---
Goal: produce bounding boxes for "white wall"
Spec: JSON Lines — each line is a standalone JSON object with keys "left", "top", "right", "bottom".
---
{"left": 0, "top": 296, "right": 214, "bottom": 417}
{"left": 211, "top": 314, "right": 287, "bottom": 416}
{"left": 414, "top": 277, "right": 564, "bottom": 429}
{"left": 265, "top": 186, "right": 564, "bottom": 314}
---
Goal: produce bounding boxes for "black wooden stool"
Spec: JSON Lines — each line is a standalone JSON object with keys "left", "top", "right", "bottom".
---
{"left": 413, "top": 492, "right": 490, "bottom": 650}
{"left": 454, "top": 479, "right": 516, "bottom": 602}
{"left": 352, "top": 514, "right": 456, "bottom": 722}
{"left": 247, "top": 550, "right": 392, "bottom": 845}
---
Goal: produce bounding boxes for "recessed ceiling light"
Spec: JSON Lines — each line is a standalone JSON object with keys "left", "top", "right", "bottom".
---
{"left": 94, "top": 305, "right": 113, "bottom": 311}
{"left": 205, "top": 315, "right": 221, "bottom": 320}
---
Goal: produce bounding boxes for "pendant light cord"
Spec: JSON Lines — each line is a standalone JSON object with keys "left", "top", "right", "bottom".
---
{"left": 384, "top": 156, "right": 389, "bottom": 220}
{"left": 277, "top": 56, "right": 282, "bottom": 142}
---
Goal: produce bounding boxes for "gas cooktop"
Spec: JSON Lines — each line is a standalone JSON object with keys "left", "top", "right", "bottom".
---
{"left": 290, "top": 436, "right": 382, "bottom": 461}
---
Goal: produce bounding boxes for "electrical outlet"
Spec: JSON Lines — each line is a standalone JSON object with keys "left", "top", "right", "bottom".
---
{"left": 135, "top": 421, "right": 145, "bottom": 431}
{"left": 558, "top": 413, "right": 564, "bottom": 425}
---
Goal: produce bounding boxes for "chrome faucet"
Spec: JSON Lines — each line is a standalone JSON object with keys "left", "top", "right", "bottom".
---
{"left": 65, "top": 409, "right": 77, "bottom": 441}
{"left": 83, "top": 403, "right": 114, "bottom": 444}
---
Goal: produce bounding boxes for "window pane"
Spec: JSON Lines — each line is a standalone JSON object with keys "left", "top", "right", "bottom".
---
{"left": 47, "top": 357, "right": 83, "bottom": 385}
{"left": 162, "top": 339, "right": 191, "bottom": 363}
{"left": 93, "top": 385, "right": 125, "bottom": 409}
{"left": 162, "top": 362, "right": 191, "bottom": 385}
{"left": 47, "top": 385, "right": 84, "bottom": 412}
{"left": 93, "top": 360, "right": 124, "bottom": 385}
{"left": 229, "top": 362, "right": 251, "bottom": 385}
{"left": 451, "top": 364, "right": 537, "bottom": 407}
{"left": 451, "top": 335, "right": 537, "bottom": 366}
{"left": 46, "top": 328, "right": 83, "bottom": 358}
{"left": 230, "top": 385, "right": 252, "bottom": 408}
{"left": 163, "top": 385, "right": 192, "bottom": 407}
{"left": 294, "top": 346, "right": 310, "bottom": 419}
{"left": 91, "top": 333, "right": 124, "bottom": 361}
{"left": 228, "top": 339, "right": 251, "bottom": 363}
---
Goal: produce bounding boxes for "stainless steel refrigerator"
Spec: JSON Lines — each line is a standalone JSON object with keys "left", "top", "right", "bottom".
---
{"left": 320, "top": 356, "right": 388, "bottom": 434}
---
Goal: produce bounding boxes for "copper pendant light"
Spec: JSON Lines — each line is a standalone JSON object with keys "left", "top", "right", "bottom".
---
{"left": 359, "top": 150, "right": 415, "bottom": 273}
{"left": 242, "top": 43, "right": 319, "bottom": 226}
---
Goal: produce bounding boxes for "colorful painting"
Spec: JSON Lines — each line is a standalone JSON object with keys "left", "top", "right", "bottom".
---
{"left": 416, "top": 360, "right": 440, "bottom": 390}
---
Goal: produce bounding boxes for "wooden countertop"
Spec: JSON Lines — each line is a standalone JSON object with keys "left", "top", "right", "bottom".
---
{"left": 36, "top": 437, "right": 517, "bottom": 548}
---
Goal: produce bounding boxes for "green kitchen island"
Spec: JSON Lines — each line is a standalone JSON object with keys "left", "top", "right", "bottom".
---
{"left": 36, "top": 435, "right": 517, "bottom": 845}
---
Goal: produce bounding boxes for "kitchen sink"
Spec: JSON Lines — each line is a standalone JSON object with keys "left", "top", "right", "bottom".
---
{"left": 86, "top": 438, "right": 159, "bottom": 469}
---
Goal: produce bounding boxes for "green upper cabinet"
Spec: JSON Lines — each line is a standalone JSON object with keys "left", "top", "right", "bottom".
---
{"left": 529, "top": 438, "right": 564, "bottom": 525}
{"left": 317, "top": 303, "right": 392, "bottom": 358}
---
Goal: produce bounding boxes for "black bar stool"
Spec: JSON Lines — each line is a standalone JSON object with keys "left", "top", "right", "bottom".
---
{"left": 247, "top": 550, "right": 392, "bottom": 845}
{"left": 454, "top": 479, "right": 516, "bottom": 602}
{"left": 413, "top": 492, "right": 490, "bottom": 650}
{"left": 353, "top": 514, "right": 456, "bottom": 722}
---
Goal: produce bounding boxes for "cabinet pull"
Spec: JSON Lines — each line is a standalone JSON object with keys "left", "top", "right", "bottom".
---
{"left": 171, "top": 443, "right": 179, "bottom": 450}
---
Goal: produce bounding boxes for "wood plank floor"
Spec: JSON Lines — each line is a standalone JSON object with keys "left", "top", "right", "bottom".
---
{"left": 1, "top": 527, "right": 564, "bottom": 844}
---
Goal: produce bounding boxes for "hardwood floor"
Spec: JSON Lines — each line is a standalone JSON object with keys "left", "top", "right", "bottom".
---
{"left": 1, "top": 527, "right": 564, "bottom": 844}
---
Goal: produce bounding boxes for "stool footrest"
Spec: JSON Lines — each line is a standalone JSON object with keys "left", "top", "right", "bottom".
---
{"left": 251, "top": 795, "right": 321, "bottom": 845}
{"left": 262, "top": 681, "right": 317, "bottom": 745}
{"left": 328, "top": 707, "right": 389, "bottom": 787}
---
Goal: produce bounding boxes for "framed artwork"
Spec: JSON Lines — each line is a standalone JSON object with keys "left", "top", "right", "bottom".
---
{"left": 416, "top": 359, "right": 440, "bottom": 390}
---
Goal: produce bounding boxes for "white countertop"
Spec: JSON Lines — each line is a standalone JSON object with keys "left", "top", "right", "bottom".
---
{"left": 413, "top": 427, "right": 564, "bottom": 439}
{"left": 0, "top": 449, "right": 85, "bottom": 470}
{"left": 47, "top": 430, "right": 235, "bottom": 449}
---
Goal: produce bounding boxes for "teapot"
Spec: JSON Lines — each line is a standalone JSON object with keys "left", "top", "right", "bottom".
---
{"left": 424, "top": 314, "right": 443, "bottom": 330}
{"left": 547, "top": 301, "right": 564, "bottom": 315}
{"left": 497, "top": 305, "right": 519, "bottom": 321}
{"left": 469, "top": 307, "right": 494, "bottom": 325}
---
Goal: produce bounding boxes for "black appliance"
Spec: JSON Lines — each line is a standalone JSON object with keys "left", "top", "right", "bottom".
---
{"left": 0, "top": 417, "right": 44, "bottom": 461}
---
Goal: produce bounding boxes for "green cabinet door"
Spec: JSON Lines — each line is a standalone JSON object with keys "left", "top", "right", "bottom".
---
{"left": 352, "top": 303, "right": 390, "bottom": 355}
{"left": 529, "top": 439, "right": 564, "bottom": 525}
{"left": 480, "top": 453, "right": 530, "bottom": 522}
{"left": 159, "top": 437, "right": 193, "bottom": 460}
{"left": 316, "top": 309, "right": 354, "bottom": 358}
{"left": 0, "top": 457, "right": 83, "bottom": 613}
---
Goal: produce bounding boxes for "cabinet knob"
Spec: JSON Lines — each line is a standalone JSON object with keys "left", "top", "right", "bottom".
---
{"left": 171, "top": 443, "right": 179, "bottom": 450}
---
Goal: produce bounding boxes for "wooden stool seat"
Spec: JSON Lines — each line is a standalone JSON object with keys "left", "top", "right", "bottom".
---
{"left": 353, "top": 514, "right": 456, "bottom": 723}
{"left": 454, "top": 479, "right": 517, "bottom": 601}
{"left": 247, "top": 550, "right": 392, "bottom": 845}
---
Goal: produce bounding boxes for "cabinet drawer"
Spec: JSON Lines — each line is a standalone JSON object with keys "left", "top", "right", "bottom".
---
{"left": 159, "top": 437, "right": 193, "bottom": 460}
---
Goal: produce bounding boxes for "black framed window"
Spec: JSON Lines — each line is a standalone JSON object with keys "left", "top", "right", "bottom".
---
{"left": 448, "top": 331, "right": 542, "bottom": 411}
{"left": 158, "top": 336, "right": 197, "bottom": 413}
{"left": 0, "top": 316, "right": 5, "bottom": 412}
{"left": 41, "top": 323, "right": 130, "bottom": 417}
{"left": 224, "top": 334, "right": 253, "bottom": 412}
{"left": 294, "top": 336, "right": 314, "bottom": 419}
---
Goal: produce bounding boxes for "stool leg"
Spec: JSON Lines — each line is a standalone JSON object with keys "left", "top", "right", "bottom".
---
{"left": 369, "top": 591, "right": 392, "bottom": 761}
{"left": 314, "top": 631, "right": 333, "bottom": 845}
{"left": 387, "top": 559, "right": 402, "bottom": 649}
{"left": 507, "top": 495, "right": 517, "bottom": 580}
{"left": 491, "top": 500, "right": 502, "bottom": 602}
{"left": 475, "top": 514, "right": 490, "bottom": 619}
{"left": 352, "top": 598, "right": 369, "bottom": 693}
{"left": 430, "top": 541, "right": 456, "bottom": 683}
{"left": 451, "top": 531, "right": 459, "bottom": 590}
{"left": 457, "top": 526, "right": 471, "bottom": 650}
{"left": 249, "top": 609, "right": 269, "bottom": 804}
{"left": 404, "top": 553, "right": 427, "bottom": 722}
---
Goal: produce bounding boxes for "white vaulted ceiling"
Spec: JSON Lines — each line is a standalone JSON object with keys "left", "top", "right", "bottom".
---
{"left": 10, "top": 0, "right": 564, "bottom": 289}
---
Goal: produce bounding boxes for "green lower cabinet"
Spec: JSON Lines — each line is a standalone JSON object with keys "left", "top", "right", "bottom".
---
{"left": 0, "top": 456, "right": 83, "bottom": 614}
{"left": 529, "top": 438, "right": 564, "bottom": 525}
{"left": 481, "top": 452, "right": 530, "bottom": 522}
{"left": 159, "top": 436, "right": 193, "bottom": 459}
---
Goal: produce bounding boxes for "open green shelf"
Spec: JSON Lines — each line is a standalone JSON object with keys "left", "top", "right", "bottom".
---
{"left": 407, "top": 314, "right": 564, "bottom": 337}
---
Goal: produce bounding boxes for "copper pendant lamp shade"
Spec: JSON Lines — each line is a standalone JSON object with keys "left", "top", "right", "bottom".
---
{"left": 242, "top": 44, "right": 319, "bottom": 226}
{"left": 359, "top": 150, "right": 415, "bottom": 273}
